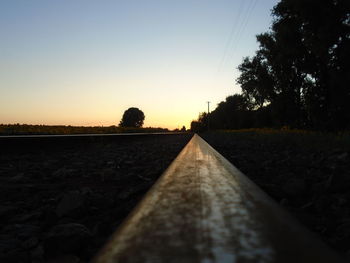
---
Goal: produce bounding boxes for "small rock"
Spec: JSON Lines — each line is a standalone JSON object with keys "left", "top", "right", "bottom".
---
{"left": 80, "top": 187, "right": 92, "bottom": 195}
{"left": 336, "top": 221, "right": 350, "bottom": 239}
{"left": 30, "top": 244, "right": 44, "bottom": 260}
{"left": 44, "top": 198, "right": 58, "bottom": 205}
{"left": 300, "top": 201, "right": 314, "bottom": 209}
{"left": 106, "top": 161, "right": 115, "bottom": 167}
{"left": 313, "top": 195, "right": 331, "bottom": 213}
{"left": 280, "top": 198, "right": 289, "bottom": 206}
{"left": 3, "top": 224, "right": 40, "bottom": 240}
{"left": 0, "top": 237, "right": 21, "bottom": 253}
{"left": 100, "top": 168, "right": 115, "bottom": 182}
{"left": 15, "top": 211, "right": 42, "bottom": 223}
{"left": 43, "top": 207, "right": 58, "bottom": 227}
{"left": 330, "top": 173, "right": 350, "bottom": 192}
{"left": 123, "top": 159, "right": 134, "bottom": 166}
{"left": 47, "top": 254, "right": 82, "bottom": 263}
{"left": 0, "top": 205, "right": 17, "bottom": 220}
{"left": 311, "top": 181, "right": 328, "bottom": 194}
{"left": 52, "top": 167, "right": 75, "bottom": 179}
{"left": 282, "top": 178, "right": 306, "bottom": 196}
{"left": 55, "top": 191, "right": 85, "bottom": 217}
{"left": 116, "top": 183, "right": 149, "bottom": 200}
{"left": 22, "top": 237, "right": 39, "bottom": 249}
{"left": 44, "top": 223, "right": 92, "bottom": 257}
{"left": 10, "top": 173, "right": 25, "bottom": 182}
{"left": 260, "top": 183, "right": 285, "bottom": 200}
{"left": 337, "top": 152, "right": 348, "bottom": 161}
{"left": 0, "top": 248, "right": 29, "bottom": 263}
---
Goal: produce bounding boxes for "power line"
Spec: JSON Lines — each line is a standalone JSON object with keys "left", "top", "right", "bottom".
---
{"left": 227, "top": 0, "right": 259, "bottom": 68}
{"left": 218, "top": 0, "right": 259, "bottom": 72}
{"left": 218, "top": 0, "right": 245, "bottom": 72}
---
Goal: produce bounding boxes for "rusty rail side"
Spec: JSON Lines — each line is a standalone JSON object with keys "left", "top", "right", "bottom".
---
{"left": 93, "top": 134, "right": 344, "bottom": 263}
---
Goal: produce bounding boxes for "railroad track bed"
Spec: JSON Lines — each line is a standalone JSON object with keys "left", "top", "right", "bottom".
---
{"left": 1, "top": 131, "right": 349, "bottom": 262}
{"left": 201, "top": 131, "right": 350, "bottom": 258}
{"left": 0, "top": 134, "right": 192, "bottom": 262}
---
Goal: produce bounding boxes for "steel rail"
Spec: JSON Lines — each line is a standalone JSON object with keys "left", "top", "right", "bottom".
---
{"left": 0, "top": 132, "right": 182, "bottom": 139}
{"left": 93, "top": 134, "right": 344, "bottom": 263}
{"left": 0, "top": 132, "right": 188, "bottom": 151}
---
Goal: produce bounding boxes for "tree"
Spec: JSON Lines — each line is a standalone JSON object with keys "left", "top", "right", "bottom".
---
{"left": 285, "top": 0, "right": 349, "bottom": 129}
{"left": 237, "top": 54, "right": 275, "bottom": 109}
{"left": 190, "top": 121, "right": 203, "bottom": 132}
{"left": 236, "top": 0, "right": 350, "bottom": 130}
{"left": 119, "top": 107, "right": 145, "bottom": 128}
{"left": 208, "top": 94, "right": 252, "bottom": 129}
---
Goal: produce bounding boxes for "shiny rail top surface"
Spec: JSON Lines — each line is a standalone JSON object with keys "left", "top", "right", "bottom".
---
{"left": 94, "top": 134, "right": 343, "bottom": 263}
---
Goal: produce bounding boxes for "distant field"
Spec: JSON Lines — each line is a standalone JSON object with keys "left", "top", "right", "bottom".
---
{"left": 200, "top": 129, "right": 350, "bottom": 257}
{"left": 0, "top": 124, "right": 169, "bottom": 135}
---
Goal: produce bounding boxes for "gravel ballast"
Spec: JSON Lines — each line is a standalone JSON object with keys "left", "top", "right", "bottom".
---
{"left": 0, "top": 133, "right": 192, "bottom": 262}
{"left": 2, "top": 130, "right": 349, "bottom": 261}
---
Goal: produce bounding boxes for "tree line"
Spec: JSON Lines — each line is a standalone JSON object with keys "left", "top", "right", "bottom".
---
{"left": 192, "top": 0, "right": 349, "bottom": 132}
{"left": 0, "top": 124, "right": 168, "bottom": 135}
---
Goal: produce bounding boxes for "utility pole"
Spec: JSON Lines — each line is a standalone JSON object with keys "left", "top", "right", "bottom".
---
{"left": 207, "top": 101, "right": 210, "bottom": 131}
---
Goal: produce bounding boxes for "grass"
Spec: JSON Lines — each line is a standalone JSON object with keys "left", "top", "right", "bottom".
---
{"left": 212, "top": 128, "right": 350, "bottom": 152}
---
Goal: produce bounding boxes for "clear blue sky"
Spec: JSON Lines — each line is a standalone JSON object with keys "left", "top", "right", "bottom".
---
{"left": 0, "top": 0, "right": 278, "bottom": 129}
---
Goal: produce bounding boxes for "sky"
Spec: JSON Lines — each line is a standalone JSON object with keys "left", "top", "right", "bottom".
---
{"left": 0, "top": 0, "right": 278, "bottom": 129}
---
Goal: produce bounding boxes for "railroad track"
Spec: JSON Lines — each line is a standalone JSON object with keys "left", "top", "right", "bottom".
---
{"left": 0, "top": 132, "right": 184, "bottom": 151}
{"left": 0, "top": 132, "right": 182, "bottom": 139}
{"left": 93, "top": 134, "right": 344, "bottom": 263}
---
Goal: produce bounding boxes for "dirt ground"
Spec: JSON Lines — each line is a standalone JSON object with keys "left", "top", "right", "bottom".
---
{"left": 200, "top": 130, "right": 350, "bottom": 259}
{"left": 0, "top": 134, "right": 192, "bottom": 262}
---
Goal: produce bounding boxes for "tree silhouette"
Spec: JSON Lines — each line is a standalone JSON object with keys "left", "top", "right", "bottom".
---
{"left": 119, "top": 107, "right": 145, "bottom": 128}
{"left": 191, "top": 0, "right": 349, "bottom": 131}
{"left": 209, "top": 94, "right": 252, "bottom": 129}
{"left": 235, "top": 0, "right": 350, "bottom": 130}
